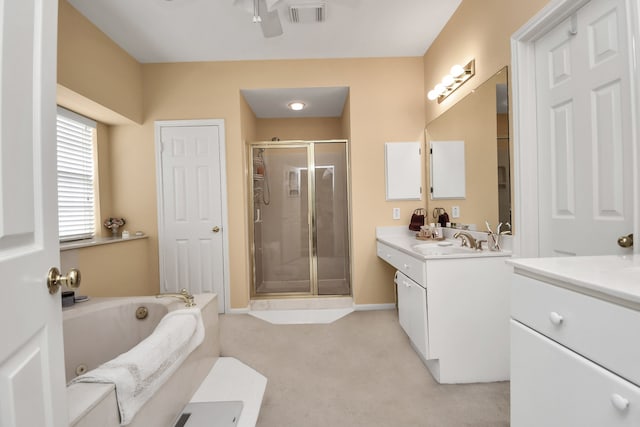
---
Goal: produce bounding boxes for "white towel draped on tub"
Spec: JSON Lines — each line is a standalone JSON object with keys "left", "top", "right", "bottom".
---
{"left": 71, "top": 308, "right": 205, "bottom": 425}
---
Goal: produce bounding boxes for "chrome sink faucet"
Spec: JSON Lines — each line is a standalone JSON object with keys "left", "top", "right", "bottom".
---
{"left": 454, "top": 231, "right": 479, "bottom": 250}
{"left": 156, "top": 288, "right": 196, "bottom": 307}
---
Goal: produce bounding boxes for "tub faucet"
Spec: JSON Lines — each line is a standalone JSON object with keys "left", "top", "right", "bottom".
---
{"left": 454, "top": 231, "right": 479, "bottom": 250}
{"left": 156, "top": 288, "right": 196, "bottom": 307}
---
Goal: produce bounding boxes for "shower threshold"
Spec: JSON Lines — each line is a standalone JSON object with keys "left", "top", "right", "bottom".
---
{"left": 255, "top": 279, "right": 350, "bottom": 296}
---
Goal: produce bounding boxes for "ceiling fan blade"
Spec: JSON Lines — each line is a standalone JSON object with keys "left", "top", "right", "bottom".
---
{"left": 259, "top": 0, "right": 283, "bottom": 38}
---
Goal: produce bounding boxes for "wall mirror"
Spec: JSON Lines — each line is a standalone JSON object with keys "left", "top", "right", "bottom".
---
{"left": 425, "top": 67, "right": 511, "bottom": 231}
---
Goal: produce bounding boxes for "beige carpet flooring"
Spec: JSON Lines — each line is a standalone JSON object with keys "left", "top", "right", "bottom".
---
{"left": 219, "top": 309, "right": 510, "bottom": 427}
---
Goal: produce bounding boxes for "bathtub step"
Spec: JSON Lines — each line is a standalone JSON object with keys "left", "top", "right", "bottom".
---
{"left": 188, "top": 357, "right": 267, "bottom": 427}
{"left": 174, "top": 401, "right": 243, "bottom": 427}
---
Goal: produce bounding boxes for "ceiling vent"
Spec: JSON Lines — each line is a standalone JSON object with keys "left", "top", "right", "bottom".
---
{"left": 288, "top": 3, "right": 326, "bottom": 23}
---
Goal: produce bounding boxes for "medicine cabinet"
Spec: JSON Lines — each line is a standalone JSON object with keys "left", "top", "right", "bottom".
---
{"left": 430, "top": 140, "right": 465, "bottom": 199}
{"left": 384, "top": 142, "right": 422, "bottom": 200}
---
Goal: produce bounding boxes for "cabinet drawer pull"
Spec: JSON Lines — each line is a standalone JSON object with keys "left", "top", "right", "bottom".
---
{"left": 403, "top": 280, "right": 412, "bottom": 288}
{"left": 403, "top": 263, "right": 410, "bottom": 270}
{"left": 611, "top": 394, "right": 629, "bottom": 411}
{"left": 548, "top": 311, "right": 564, "bottom": 326}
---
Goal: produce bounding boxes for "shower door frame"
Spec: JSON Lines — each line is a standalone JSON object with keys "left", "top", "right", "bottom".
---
{"left": 248, "top": 140, "right": 351, "bottom": 299}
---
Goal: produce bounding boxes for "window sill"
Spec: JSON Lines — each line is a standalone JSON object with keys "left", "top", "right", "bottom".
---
{"left": 60, "top": 234, "right": 148, "bottom": 251}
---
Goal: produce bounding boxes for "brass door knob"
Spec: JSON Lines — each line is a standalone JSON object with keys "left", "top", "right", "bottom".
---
{"left": 617, "top": 233, "right": 633, "bottom": 248}
{"left": 212, "top": 226, "right": 221, "bottom": 233}
{"left": 47, "top": 267, "right": 81, "bottom": 295}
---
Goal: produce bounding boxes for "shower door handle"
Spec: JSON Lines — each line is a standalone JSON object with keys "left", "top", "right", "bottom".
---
{"left": 212, "top": 226, "right": 221, "bottom": 233}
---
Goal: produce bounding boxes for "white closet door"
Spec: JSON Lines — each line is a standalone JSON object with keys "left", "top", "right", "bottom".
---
{"left": 535, "top": 0, "right": 634, "bottom": 256}
{"left": 157, "top": 122, "right": 227, "bottom": 313}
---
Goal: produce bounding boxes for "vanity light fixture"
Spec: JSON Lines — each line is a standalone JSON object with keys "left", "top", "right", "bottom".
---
{"left": 287, "top": 101, "right": 306, "bottom": 111}
{"left": 427, "top": 59, "right": 476, "bottom": 104}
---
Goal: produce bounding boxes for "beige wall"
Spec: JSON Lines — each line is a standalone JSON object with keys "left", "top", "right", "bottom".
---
{"left": 60, "top": 239, "right": 153, "bottom": 297}
{"left": 255, "top": 117, "right": 343, "bottom": 141}
{"left": 129, "top": 58, "right": 425, "bottom": 308}
{"left": 423, "top": 0, "right": 549, "bottom": 229}
{"left": 57, "top": 0, "right": 143, "bottom": 124}
{"left": 423, "top": 0, "right": 549, "bottom": 124}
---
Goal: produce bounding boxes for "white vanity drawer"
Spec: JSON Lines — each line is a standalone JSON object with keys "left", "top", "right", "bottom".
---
{"left": 512, "top": 273, "right": 640, "bottom": 386}
{"left": 377, "top": 241, "right": 426, "bottom": 286}
{"left": 511, "top": 320, "right": 640, "bottom": 427}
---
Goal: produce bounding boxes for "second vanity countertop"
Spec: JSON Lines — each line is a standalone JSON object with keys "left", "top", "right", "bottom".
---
{"left": 509, "top": 255, "right": 640, "bottom": 308}
{"left": 376, "top": 226, "right": 512, "bottom": 261}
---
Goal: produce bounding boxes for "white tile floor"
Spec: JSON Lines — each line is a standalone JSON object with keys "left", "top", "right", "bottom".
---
{"left": 248, "top": 308, "right": 354, "bottom": 324}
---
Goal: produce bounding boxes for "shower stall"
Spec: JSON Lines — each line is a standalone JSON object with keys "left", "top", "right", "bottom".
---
{"left": 249, "top": 140, "right": 350, "bottom": 297}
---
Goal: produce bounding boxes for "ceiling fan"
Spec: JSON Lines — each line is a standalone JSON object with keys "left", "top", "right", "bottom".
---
{"left": 234, "top": 0, "right": 284, "bottom": 38}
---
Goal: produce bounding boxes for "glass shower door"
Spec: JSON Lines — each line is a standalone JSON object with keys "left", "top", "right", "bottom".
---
{"left": 252, "top": 145, "right": 312, "bottom": 295}
{"left": 314, "top": 142, "right": 350, "bottom": 295}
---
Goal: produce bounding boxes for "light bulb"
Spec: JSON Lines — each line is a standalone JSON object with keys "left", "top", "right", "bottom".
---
{"left": 441, "top": 74, "right": 455, "bottom": 87}
{"left": 427, "top": 90, "right": 438, "bottom": 101}
{"left": 450, "top": 64, "right": 465, "bottom": 78}
{"left": 434, "top": 83, "right": 446, "bottom": 95}
{"left": 288, "top": 101, "right": 305, "bottom": 111}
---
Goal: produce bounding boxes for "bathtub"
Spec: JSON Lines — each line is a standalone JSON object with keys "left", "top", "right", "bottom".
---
{"left": 63, "top": 293, "right": 220, "bottom": 427}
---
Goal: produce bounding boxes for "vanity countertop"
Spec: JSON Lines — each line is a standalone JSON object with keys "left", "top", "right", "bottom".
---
{"left": 376, "top": 226, "right": 511, "bottom": 260}
{"left": 509, "top": 255, "right": 640, "bottom": 308}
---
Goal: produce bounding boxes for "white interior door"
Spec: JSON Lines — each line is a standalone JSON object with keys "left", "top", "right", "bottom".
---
{"left": 156, "top": 121, "right": 228, "bottom": 313}
{"left": 0, "top": 0, "right": 67, "bottom": 425}
{"left": 535, "top": 0, "right": 634, "bottom": 256}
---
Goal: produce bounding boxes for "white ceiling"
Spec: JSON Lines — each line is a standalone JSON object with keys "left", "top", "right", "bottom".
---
{"left": 66, "top": 0, "right": 462, "bottom": 63}
{"left": 66, "top": 0, "right": 461, "bottom": 118}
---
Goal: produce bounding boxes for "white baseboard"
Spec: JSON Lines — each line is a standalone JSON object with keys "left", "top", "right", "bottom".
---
{"left": 226, "top": 306, "right": 251, "bottom": 314}
{"left": 353, "top": 303, "right": 396, "bottom": 311}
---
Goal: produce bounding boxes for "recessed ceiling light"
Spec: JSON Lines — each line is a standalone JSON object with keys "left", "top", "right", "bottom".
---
{"left": 288, "top": 101, "right": 306, "bottom": 111}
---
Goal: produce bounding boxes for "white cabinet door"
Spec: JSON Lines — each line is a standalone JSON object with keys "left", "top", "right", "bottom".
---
{"left": 396, "top": 272, "right": 428, "bottom": 359}
{"left": 511, "top": 320, "right": 640, "bottom": 427}
{"left": 384, "top": 142, "right": 422, "bottom": 200}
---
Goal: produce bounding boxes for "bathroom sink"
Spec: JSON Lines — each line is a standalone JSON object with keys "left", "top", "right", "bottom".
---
{"left": 411, "top": 242, "right": 476, "bottom": 256}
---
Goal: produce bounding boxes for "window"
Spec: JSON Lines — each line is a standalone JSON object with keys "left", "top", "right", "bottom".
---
{"left": 56, "top": 107, "right": 97, "bottom": 242}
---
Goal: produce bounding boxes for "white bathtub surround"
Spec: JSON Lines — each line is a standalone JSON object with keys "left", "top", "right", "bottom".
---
{"left": 71, "top": 308, "right": 204, "bottom": 425}
{"left": 66, "top": 294, "right": 220, "bottom": 427}
{"left": 188, "top": 357, "right": 267, "bottom": 427}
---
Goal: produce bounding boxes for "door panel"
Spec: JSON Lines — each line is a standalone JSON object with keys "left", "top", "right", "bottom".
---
{"left": 0, "top": 0, "right": 66, "bottom": 425}
{"left": 315, "top": 142, "right": 350, "bottom": 296}
{"left": 536, "top": 0, "right": 633, "bottom": 256}
{"left": 252, "top": 146, "right": 312, "bottom": 295}
{"left": 158, "top": 124, "right": 226, "bottom": 313}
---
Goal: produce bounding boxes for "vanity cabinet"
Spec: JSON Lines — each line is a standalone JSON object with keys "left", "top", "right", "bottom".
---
{"left": 376, "top": 237, "right": 511, "bottom": 384}
{"left": 511, "top": 269, "right": 640, "bottom": 426}
{"left": 395, "top": 271, "right": 428, "bottom": 359}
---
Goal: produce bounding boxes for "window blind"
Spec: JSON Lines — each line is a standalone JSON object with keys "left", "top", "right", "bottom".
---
{"left": 56, "top": 107, "right": 97, "bottom": 242}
